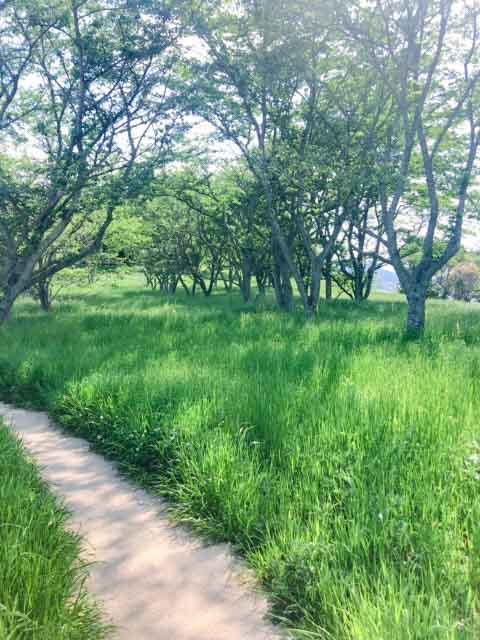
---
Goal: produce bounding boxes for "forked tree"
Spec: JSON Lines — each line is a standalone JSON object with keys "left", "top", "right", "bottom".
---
{"left": 0, "top": 0, "right": 181, "bottom": 324}
{"left": 344, "top": 0, "right": 480, "bottom": 335}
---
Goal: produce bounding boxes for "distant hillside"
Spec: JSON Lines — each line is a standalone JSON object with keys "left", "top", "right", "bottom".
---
{"left": 373, "top": 267, "right": 400, "bottom": 293}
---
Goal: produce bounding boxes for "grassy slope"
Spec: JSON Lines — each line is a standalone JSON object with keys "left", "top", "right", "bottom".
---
{"left": 0, "top": 423, "right": 108, "bottom": 640}
{"left": 1, "top": 277, "right": 479, "bottom": 639}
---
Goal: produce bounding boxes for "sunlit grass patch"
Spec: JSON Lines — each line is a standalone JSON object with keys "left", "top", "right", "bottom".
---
{"left": 1, "top": 277, "right": 479, "bottom": 639}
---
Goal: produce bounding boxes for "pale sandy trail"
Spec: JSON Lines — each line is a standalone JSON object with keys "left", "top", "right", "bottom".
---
{"left": 0, "top": 403, "right": 286, "bottom": 640}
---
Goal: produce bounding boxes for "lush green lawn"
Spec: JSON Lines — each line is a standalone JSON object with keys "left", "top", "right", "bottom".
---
{"left": 1, "top": 278, "right": 480, "bottom": 639}
{"left": 0, "top": 423, "right": 108, "bottom": 640}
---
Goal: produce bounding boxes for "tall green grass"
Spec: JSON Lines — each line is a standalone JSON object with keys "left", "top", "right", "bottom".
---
{"left": 0, "top": 423, "right": 109, "bottom": 640}
{"left": 1, "top": 278, "right": 479, "bottom": 639}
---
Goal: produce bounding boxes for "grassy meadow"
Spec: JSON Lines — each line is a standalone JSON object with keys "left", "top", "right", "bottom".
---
{"left": 1, "top": 276, "right": 480, "bottom": 639}
{"left": 0, "top": 423, "right": 108, "bottom": 640}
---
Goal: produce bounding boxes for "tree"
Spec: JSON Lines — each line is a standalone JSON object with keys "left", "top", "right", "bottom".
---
{"left": 344, "top": 0, "right": 480, "bottom": 335}
{"left": 222, "top": 170, "right": 271, "bottom": 302}
{"left": 139, "top": 173, "right": 228, "bottom": 297}
{"left": 0, "top": 0, "right": 182, "bottom": 324}
{"left": 187, "top": 1, "right": 357, "bottom": 314}
{"left": 447, "top": 261, "right": 480, "bottom": 301}
{"left": 333, "top": 198, "right": 384, "bottom": 302}
{"left": 167, "top": 166, "right": 271, "bottom": 303}
{"left": 25, "top": 204, "right": 148, "bottom": 311}
{"left": 188, "top": 0, "right": 408, "bottom": 315}
{"left": 0, "top": 1, "right": 56, "bottom": 133}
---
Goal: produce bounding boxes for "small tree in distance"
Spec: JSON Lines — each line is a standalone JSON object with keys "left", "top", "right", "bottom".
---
{"left": 447, "top": 261, "right": 480, "bottom": 301}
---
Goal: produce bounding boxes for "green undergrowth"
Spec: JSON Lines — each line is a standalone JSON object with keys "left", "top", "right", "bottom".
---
{"left": 1, "top": 279, "right": 480, "bottom": 639}
{"left": 0, "top": 423, "right": 109, "bottom": 640}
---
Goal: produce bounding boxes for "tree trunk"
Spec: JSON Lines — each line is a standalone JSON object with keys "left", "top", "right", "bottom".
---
{"left": 255, "top": 273, "right": 267, "bottom": 296}
{"left": 240, "top": 258, "right": 253, "bottom": 303}
{"left": 196, "top": 275, "right": 212, "bottom": 297}
{"left": 220, "top": 270, "right": 234, "bottom": 292}
{"left": 168, "top": 277, "right": 179, "bottom": 294}
{"left": 352, "top": 264, "right": 364, "bottom": 302}
{"left": 363, "top": 268, "right": 375, "bottom": 301}
{"left": 179, "top": 277, "right": 192, "bottom": 296}
{"left": 323, "top": 255, "right": 333, "bottom": 301}
{"left": 279, "top": 275, "right": 294, "bottom": 312}
{"left": 0, "top": 291, "right": 16, "bottom": 325}
{"left": 325, "top": 272, "right": 333, "bottom": 301}
{"left": 241, "top": 276, "right": 252, "bottom": 303}
{"left": 38, "top": 280, "right": 53, "bottom": 312}
{"left": 88, "top": 264, "right": 97, "bottom": 284}
{"left": 406, "top": 288, "right": 427, "bottom": 337}
{"left": 307, "top": 261, "right": 322, "bottom": 317}
{"left": 272, "top": 263, "right": 294, "bottom": 311}
{"left": 354, "top": 284, "right": 363, "bottom": 303}
{"left": 228, "top": 268, "right": 235, "bottom": 292}
{"left": 272, "top": 245, "right": 294, "bottom": 312}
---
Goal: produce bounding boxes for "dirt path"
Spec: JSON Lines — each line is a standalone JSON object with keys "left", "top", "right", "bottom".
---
{"left": 0, "top": 403, "right": 286, "bottom": 640}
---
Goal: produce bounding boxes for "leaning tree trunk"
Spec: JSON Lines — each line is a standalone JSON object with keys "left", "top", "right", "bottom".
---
{"left": 179, "top": 277, "right": 192, "bottom": 296}
{"left": 406, "top": 286, "right": 427, "bottom": 337}
{"left": 0, "top": 258, "right": 37, "bottom": 324}
{"left": 0, "top": 288, "right": 17, "bottom": 325}
{"left": 0, "top": 298, "right": 13, "bottom": 325}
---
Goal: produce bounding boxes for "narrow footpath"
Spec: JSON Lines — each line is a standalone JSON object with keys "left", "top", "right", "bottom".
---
{"left": 0, "top": 403, "right": 285, "bottom": 640}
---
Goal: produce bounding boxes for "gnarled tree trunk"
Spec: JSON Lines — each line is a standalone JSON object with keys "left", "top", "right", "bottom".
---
{"left": 406, "top": 287, "right": 427, "bottom": 337}
{"left": 0, "top": 270, "right": 30, "bottom": 326}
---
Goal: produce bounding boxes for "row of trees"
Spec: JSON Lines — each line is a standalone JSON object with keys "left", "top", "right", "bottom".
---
{"left": 131, "top": 167, "right": 381, "bottom": 304}
{"left": 98, "top": 165, "right": 477, "bottom": 304}
{"left": 1, "top": 0, "right": 480, "bottom": 335}
{"left": 187, "top": 0, "right": 480, "bottom": 334}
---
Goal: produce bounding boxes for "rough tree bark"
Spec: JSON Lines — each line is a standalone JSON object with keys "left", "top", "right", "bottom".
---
{"left": 406, "top": 286, "right": 427, "bottom": 336}
{"left": 272, "top": 241, "right": 294, "bottom": 312}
